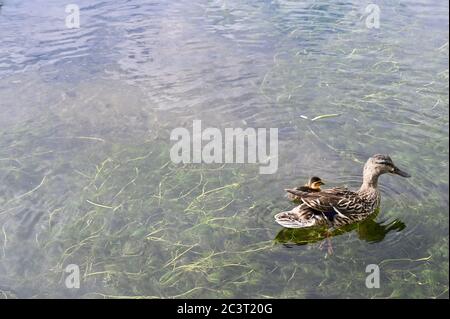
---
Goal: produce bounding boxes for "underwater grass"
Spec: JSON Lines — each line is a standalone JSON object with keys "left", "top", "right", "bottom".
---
{"left": 0, "top": 0, "right": 448, "bottom": 299}
{"left": 0, "top": 120, "right": 448, "bottom": 299}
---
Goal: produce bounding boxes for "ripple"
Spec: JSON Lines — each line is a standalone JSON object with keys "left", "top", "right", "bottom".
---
{"left": 0, "top": 0, "right": 447, "bottom": 298}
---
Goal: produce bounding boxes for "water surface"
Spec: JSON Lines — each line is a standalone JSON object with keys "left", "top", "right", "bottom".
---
{"left": 0, "top": 0, "right": 448, "bottom": 298}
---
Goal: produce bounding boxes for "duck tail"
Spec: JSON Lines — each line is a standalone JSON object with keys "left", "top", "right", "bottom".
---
{"left": 274, "top": 208, "right": 318, "bottom": 229}
{"left": 274, "top": 211, "right": 303, "bottom": 228}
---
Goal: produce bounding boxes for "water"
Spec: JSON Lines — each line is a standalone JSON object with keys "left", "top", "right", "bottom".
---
{"left": 0, "top": 0, "right": 448, "bottom": 298}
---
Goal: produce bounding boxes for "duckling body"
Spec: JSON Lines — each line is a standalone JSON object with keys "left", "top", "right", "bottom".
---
{"left": 286, "top": 176, "right": 324, "bottom": 201}
{"left": 275, "top": 155, "right": 410, "bottom": 229}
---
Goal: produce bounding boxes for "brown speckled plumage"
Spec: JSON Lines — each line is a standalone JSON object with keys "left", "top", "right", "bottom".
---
{"left": 285, "top": 176, "right": 324, "bottom": 201}
{"left": 275, "top": 155, "right": 410, "bottom": 229}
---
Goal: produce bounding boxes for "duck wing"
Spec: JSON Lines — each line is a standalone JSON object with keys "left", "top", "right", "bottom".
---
{"left": 286, "top": 186, "right": 355, "bottom": 200}
{"left": 321, "top": 186, "right": 355, "bottom": 197}
{"left": 286, "top": 186, "right": 367, "bottom": 216}
{"left": 300, "top": 191, "right": 368, "bottom": 216}
{"left": 276, "top": 187, "right": 375, "bottom": 229}
{"left": 285, "top": 185, "right": 320, "bottom": 202}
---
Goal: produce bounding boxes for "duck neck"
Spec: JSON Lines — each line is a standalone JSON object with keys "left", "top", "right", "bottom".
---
{"left": 359, "top": 170, "right": 380, "bottom": 193}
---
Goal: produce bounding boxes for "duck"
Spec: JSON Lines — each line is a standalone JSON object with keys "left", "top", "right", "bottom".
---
{"left": 285, "top": 176, "right": 324, "bottom": 201}
{"left": 275, "top": 154, "right": 410, "bottom": 229}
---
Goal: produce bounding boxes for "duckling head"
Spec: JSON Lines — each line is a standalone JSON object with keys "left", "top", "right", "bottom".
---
{"left": 308, "top": 176, "right": 325, "bottom": 190}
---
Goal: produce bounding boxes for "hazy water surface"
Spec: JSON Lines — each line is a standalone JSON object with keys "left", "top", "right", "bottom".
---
{"left": 0, "top": 0, "right": 448, "bottom": 298}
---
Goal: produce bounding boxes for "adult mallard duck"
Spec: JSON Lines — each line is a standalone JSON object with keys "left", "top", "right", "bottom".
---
{"left": 285, "top": 176, "right": 324, "bottom": 201}
{"left": 275, "top": 154, "right": 410, "bottom": 229}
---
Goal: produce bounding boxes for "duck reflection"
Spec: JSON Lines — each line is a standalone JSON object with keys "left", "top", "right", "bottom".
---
{"left": 274, "top": 215, "right": 406, "bottom": 248}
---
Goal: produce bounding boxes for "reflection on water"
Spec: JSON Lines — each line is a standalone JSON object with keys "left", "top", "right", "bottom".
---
{"left": 0, "top": 0, "right": 448, "bottom": 298}
{"left": 275, "top": 214, "right": 407, "bottom": 247}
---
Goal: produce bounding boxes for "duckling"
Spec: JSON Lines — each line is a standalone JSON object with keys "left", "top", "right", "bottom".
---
{"left": 285, "top": 176, "right": 324, "bottom": 201}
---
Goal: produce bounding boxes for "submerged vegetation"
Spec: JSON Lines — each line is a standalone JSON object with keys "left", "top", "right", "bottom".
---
{"left": 0, "top": 115, "right": 448, "bottom": 298}
{"left": 0, "top": 0, "right": 448, "bottom": 299}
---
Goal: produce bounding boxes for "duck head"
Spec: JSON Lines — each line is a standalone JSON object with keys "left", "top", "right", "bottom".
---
{"left": 362, "top": 154, "right": 411, "bottom": 188}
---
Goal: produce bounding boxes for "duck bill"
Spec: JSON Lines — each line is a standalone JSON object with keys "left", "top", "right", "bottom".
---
{"left": 392, "top": 166, "right": 411, "bottom": 178}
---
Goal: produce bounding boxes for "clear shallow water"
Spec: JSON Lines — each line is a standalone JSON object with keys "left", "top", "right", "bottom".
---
{"left": 0, "top": 0, "right": 448, "bottom": 298}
